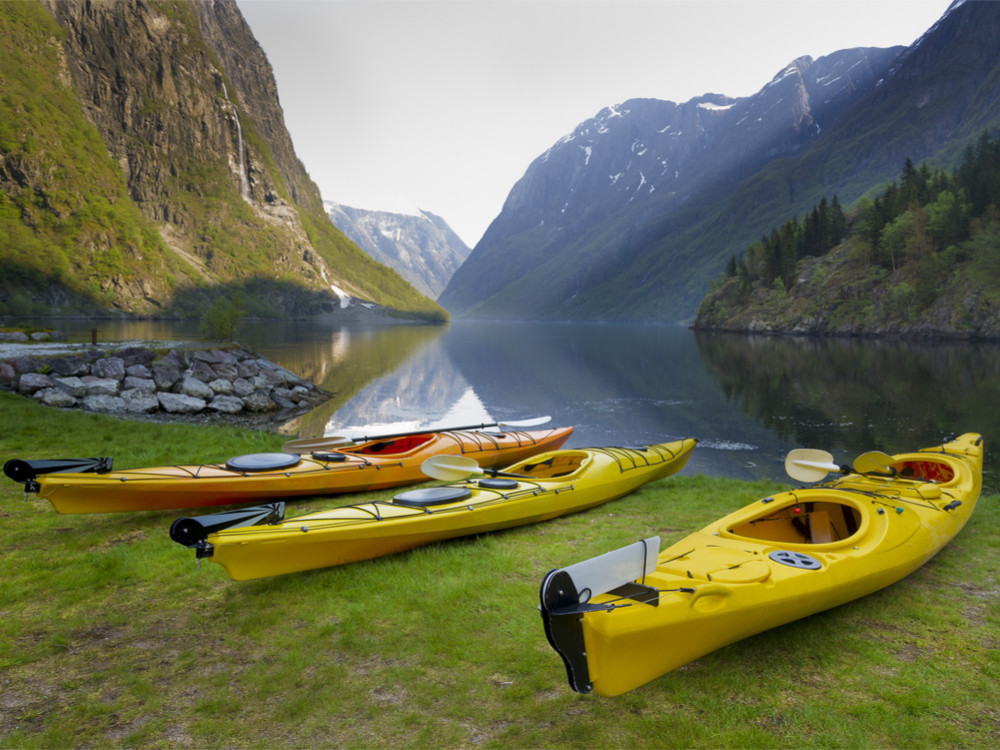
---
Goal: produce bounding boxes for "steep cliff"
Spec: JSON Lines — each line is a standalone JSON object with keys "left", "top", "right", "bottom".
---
{"left": 0, "top": 0, "right": 445, "bottom": 321}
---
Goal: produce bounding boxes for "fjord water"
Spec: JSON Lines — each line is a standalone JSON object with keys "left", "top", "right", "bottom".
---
{"left": 26, "top": 319, "right": 998, "bottom": 490}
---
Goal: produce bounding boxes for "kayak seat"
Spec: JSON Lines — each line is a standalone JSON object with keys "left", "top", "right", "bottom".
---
{"left": 393, "top": 486, "right": 473, "bottom": 508}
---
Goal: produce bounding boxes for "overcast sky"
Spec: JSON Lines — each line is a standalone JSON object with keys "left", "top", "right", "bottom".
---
{"left": 236, "top": 0, "right": 953, "bottom": 247}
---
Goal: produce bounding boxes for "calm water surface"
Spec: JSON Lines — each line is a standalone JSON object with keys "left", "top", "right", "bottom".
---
{"left": 24, "top": 319, "right": 999, "bottom": 491}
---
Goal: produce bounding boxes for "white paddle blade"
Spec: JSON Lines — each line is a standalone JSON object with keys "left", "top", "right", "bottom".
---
{"left": 499, "top": 416, "right": 551, "bottom": 428}
{"left": 281, "top": 435, "right": 353, "bottom": 452}
{"left": 421, "top": 455, "right": 484, "bottom": 481}
{"left": 853, "top": 451, "right": 895, "bottom": 475}
{"left": 785, "top": 448, "right": 839, "bottom": 482}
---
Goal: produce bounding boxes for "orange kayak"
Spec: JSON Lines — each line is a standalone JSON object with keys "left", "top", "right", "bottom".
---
{"left": 3, "top": 427, "right": 573, "bottom": 513}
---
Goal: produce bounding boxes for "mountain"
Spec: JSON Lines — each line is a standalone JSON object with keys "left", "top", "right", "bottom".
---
{"left": 0, "top": 0, "right": 445, "bottom": 322}
{"left": 324, "top": 202, "right": 471, "bottom": 299}
{"left": 439, "top": 0, "right": 1000, "bottom": 324}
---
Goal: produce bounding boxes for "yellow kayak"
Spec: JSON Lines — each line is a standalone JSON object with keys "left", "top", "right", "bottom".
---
{"left": 170, "top": 438, "right": 698, "bottom": 581}
{"left": 3, "top": 427, "right": 572, "bottom": 513}
{"left": 540, "top": 433, "right": 983, "bottom": 696}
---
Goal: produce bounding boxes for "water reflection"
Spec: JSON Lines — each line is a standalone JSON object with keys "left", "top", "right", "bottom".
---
{"left": 10, "top": 318, "right": 997, "bottom": 490}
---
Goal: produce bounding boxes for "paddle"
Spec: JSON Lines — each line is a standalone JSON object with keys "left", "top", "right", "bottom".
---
{"left": 421, "top": 454, "right": 529, "bottom": 482}
{"left": 785, "top": 449, "right": 897, "bottom": 483}
{"left": 281, "top": 416, "right": 552, "bottom": 453}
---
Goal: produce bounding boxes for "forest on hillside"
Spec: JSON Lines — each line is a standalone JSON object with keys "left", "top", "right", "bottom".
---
{"left": 694, "top": 131, "right": 1000, "bottom": 338}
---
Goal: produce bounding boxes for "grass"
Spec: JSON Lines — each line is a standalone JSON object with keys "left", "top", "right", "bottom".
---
{"left": 1, "top": 390, "right": 998, "bottom": 748}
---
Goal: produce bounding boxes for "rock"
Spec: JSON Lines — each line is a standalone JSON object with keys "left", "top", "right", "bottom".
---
{"left": 232, "top": 377, "right": 255, "bottom": 397}
{"left": 210, "top": 363, "right": 238, "bottom": 380}
{"left": 151, "top": 365, "right": 182, "bottom": 390}
{"left": 81, "top": 377, "right": 120, "bottom": 396}
{"left": 208, "top": 378, "right": 234, "bottom": 395}
{"left": 124, "top": 375, "right": 156, "bottom": 391}
{"left": 0, "top": 362, "right": 17, "bottom": 386}
{"left": 187, "top": 359, "right": 217, "bottom": 382}
{"left": 242, "top": 391, "right": 277, "bottom": 412}
{"left": 179, "top": 376, "right": 214, "bottom": 399}
{"left": 125, "top": 364, "right": 152, "bottom": 378}
{"left": 35, "top": 387, "right": 77, "bottom": 408}
{"left": 53, "top": 376, "right": 88, "bottom": 398}
{"left": 45, "top": 355, "right": 89, "bottom": 376}
{"left": 158, "top": 392, "right": 206, "bottom": 414}
{"left": 121, "top": 388, "right": 160, "bottom": 413}
{"left": 81, "top": 394, "right": 127, "bottom": 414}
{"left": 19, "top": 372, "right": 55, "bottom": 395}
{"left": 0, "top": 331, "right": 29, "bottom": 342}
{"left": 207, "top": 394, "right": 245, "bottom": 414}
{"left": 91, "top": 357, "right": 126, "bottom": 380}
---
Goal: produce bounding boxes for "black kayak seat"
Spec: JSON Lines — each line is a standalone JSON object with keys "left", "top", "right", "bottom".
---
{"left": 225, "top": 452, "right": 301, "bottom": 472}
{"left": 393, "top": 486, "right": 473, "bottom": 508}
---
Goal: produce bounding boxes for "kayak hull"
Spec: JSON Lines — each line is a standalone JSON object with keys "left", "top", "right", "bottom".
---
{"left": 20, "top": 428, "right": 573, "bottom": 513}
{"left": 541, "top": 433, "right": 983, "bottom": 696}
{"left": 181, "top": 438, "right": 697, "bottom": 580}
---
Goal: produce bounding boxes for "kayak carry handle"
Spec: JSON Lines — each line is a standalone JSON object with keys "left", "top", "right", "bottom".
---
{"left": 3, "top": 457, "right": 113, "bottom": 484}
{"left": 169, "top": 502, "right": 286, "bottom": 547}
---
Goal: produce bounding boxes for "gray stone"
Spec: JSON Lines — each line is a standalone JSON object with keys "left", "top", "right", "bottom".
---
{"left": 121, "top": 389, "right": 160, "bottom": 413}
{"left": 125, "top": 364, "right": 152, "bottom": 378}
{"left": 207, "top": 394, "right": 245, "bottom": 414}
{"left": 18, "top": 372, "right": 55, "bottom": 395}
{"left": 0, "top": 362, "right": 15, "bottom": 385}
{"left": 208, "top": 378, "right": 234, "bottom": 395}
{"left": 35, "top": 387, "right": 77, "bottom": 407}
{"left": 91, "top": 357, "right": 126, "bottom": 380}
{"left": 82, "top": 377, "right": 120, "bottom": 397}
{"left": 81, "top": 394, "right": 127, "bottom": 414}
{"left": 158, "top": 392, "right": 206, "bottom": 414}
{"left": 187, "top": 359, "right": 217, "bottom": 382}
{"left": 45, "top": 356, "right": 89, "bottom": 376}
{"left": 179, "top": 376, "right": 214, "bottom": 399}
{"left": 53, "top": 376, "right": 88, "bottom": 398}
{"left": 151, "top": 365, "right": 181, "bottom": 390}
{"left": 242, "top": 391, "right": 277, "bottom": 412}
{"left": 0, "top": 331, "right": 29, "bottom": 342}
{"left": 232, "top": 377, "right": 255, "bottom": 397}
{"left": 236, "top": 360, "right": 260, "bottom": 378}
{"left": 211, "top": 363, "right": 238, "bottom": 380}
{"left": 123, "top": 376, "right": 156, "bottom": 392}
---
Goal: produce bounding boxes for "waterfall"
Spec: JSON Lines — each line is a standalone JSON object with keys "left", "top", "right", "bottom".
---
{"left": 221, "top": 83, "right": 250, "bottom": 201}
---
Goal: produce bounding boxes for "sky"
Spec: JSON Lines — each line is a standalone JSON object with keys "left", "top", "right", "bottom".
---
{"left": 236, "top": 0, "right": 954, "bottom": 248}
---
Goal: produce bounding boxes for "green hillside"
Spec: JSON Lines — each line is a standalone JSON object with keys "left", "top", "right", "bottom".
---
{"left": 693, "top": 131, "right": 1000, "bottom": 338}
{"left": 0, "top": 1, "right": 445, "bottom": 322}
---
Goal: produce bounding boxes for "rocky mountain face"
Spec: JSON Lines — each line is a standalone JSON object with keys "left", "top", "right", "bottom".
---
{"left": 0, "top": 0, "right": 443, "bottom": 321}
{"left": 325, "top": 202, "right": 471, "bottom": 299}
{"left": 439, "top": 0, "right": 1000, "bottom": 323}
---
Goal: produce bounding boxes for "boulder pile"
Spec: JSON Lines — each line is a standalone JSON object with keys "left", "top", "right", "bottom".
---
{"left": 0, "top": 345, "right": 328, "bottom": 420}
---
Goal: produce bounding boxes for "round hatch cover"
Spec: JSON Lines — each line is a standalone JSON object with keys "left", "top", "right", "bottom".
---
{"left": 393, "top": 486, "right": 473, "bottom": 507}
{"left": 226, "top": 452, "right": 301, "bottom": 472}
{"left": 478, "top": 478, "right": 519, "bottom": 490}
{"left": 769, "top": 549, "right": 822, "bottom": 570}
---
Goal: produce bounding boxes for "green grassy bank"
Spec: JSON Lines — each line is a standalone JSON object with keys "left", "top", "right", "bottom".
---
{"left": 1, "top": 391, "right": 998, "bottom": 748}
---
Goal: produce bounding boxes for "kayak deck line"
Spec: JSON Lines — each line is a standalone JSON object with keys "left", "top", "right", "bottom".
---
{"left": 172, "top": 438, "right": 698, "bottom": 580}
{"left": 538, "top": 432, "right": 982, "bottom": 696}
{"left": 8, "top": 426, "right": 575, "bottom": 513}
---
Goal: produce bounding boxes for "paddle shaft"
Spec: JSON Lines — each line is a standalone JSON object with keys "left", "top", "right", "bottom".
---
{"left": 282, "top": 417, "right": 551, "bottom": 452}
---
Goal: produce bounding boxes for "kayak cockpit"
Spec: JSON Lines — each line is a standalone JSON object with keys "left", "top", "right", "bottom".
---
{"left": 893, "top": 458, "right": 956, "bottom": 484}
{"left": 727, "top": 499, "right": 862, "bottom": 545}
{"left": 512, "top": 451, "right": 591, "bottom": 479}
{"left": 350, "top": 434, "right": 434, "bottom": 455}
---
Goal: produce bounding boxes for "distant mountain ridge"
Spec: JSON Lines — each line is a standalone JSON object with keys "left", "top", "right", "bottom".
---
{"left": 439, "top": 0, "right": 1000, "bottom": 323}
{"left": 325, "top": 202, "right": 470, "bottom": 299}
